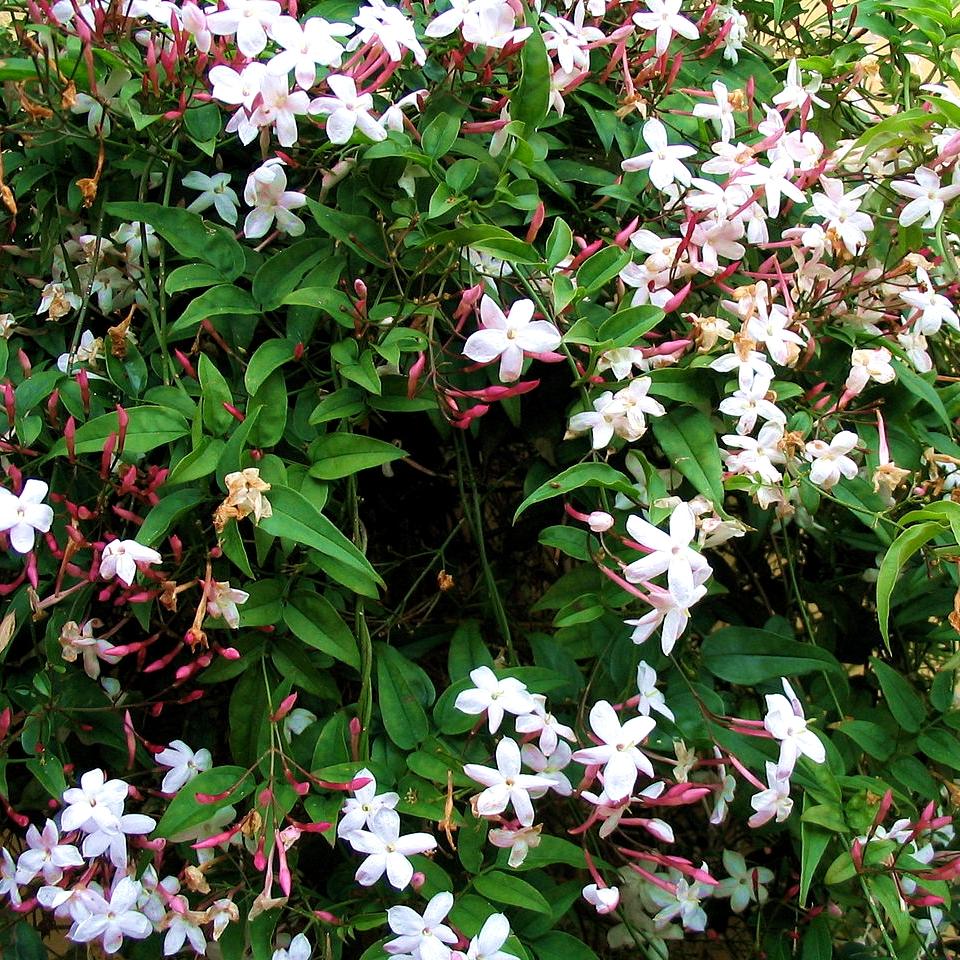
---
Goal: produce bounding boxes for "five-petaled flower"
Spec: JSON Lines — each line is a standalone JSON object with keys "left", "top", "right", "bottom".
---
{"left": 0, "top": 479, "right": 54, "bottom": 554}
{"left": 99, "top": 539, "right": 163, "bottom": 587}
{"left": 462, "top": 296, "right": 562, "bottom": 383}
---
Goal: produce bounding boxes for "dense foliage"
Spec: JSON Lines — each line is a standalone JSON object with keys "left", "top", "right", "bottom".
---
{"left": 3, "top": 0, "right": 960, "bottom": 957}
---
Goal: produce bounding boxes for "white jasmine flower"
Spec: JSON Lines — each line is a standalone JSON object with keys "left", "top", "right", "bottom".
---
{"left": 0, "top": 479, "right": 54, "bottom": 554}
{"left": 99, "top": 539, "right": 163, "bottom": 586}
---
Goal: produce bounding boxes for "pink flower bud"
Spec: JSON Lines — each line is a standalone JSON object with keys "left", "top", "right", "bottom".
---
{"left": 587, "top": 511, "right": 614, "bottom": 532}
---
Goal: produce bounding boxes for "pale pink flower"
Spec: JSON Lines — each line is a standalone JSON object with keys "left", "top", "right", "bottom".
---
{"left": 70, "top": 876, "right": 152, "bottom": 954}
{"left": 99, "top": 539, "right": 162, "bottom": 586}
{"left": 204, "top": 0, "right": 282, "bottom": 57}
{"left": 572, "top": 700, "right": 655, "bottom": 801}
{"left": 15, "top": 820, "right": 84, "bottom": 885}
{"left": 463, "top": 737, "right": 553, "bottom": 826}
{"left": 0, "top": 479, "right": 54, "bottom": 554}
{"left": 345, "top": 808, "right": 437, "bottom": 889}
{"left": 582, "top": 883, "right": 620, "bottom": 914}
{"left": 805, "top": 430, "right": 859, "bottom": 490}
{"left": 621, "top": 118, "right": 696, "bottom": 190}
{"left": 267, "top": 15, "right": 354, "bottom": 87}
{"left": 309, "top": 74, "right": 387, "bottom": 144}
{"left": 763, "top": 679, "right": 826, "bottom": 778}
{"left": 385, "top": 891, "right": 457, "bottom": 960}
{"left": 623, "top": 503, "right": 712, "bottom": 606}
{"left": 462, "top": 296, "right": 562, "bottom": 383}
{"left": 632, "top": 0, "right": 699, "bottom": 55}
{"left": 243, "top": 158, "right": 307, "bottom": 239}
{"left": 892, "top": 166, "right": 960, "bottom": 229}
{"left": 156, "top": 740, "right": 213, "bottom": 794}
{"left": 748, "top": 761, "right": 793, "bottom": 827}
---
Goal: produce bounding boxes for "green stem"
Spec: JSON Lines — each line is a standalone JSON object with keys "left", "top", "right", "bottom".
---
{"left": 455, "top": 431, "right": 516, "bottom": 663}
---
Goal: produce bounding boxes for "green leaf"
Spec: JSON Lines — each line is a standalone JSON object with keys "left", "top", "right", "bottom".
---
{"left": 199, "top": 354, "right": 235, "bottom": 436}
{"left": 258, "top": 484, "right": 383, "bottom": 590}
{"left": 531, "top": 931, "right": 600, "bottom": 960}
{"left": 870, "top": 658, "right": 926, "bottom": 733}
{"left": 800, "top": 816, "right": 832, "bottom": 905}
{"left": 575, "top": 246, "right": 630, "bottom": 295}
{"left": 105, "top": 201, "right": 243, "bottom": 280}
{"left": 422, "top": 112, "right": 462, "bottom": 158}
{"left": 376, "top": 643, "right": 430, "bottom": 750}
{"left": 3, "top": 923, "right": 45, "bottom": 960}
{"left": 47, "top": 406, "right": 189, "bottom": 457}
{"left": 306, "top": 199, "right": 389, "bottom": 266}
{"left": 169, "top": 285, "right": 260, "bottom": 338}
{"left": 511, "top": 25, "right": 550, "bottom": 134}
{"left": 876, "top": 519, "right": 947, "bottom": 647}
{"left": 26, "top": 755, "right": 66, "bottom": 799}
{"left": 870, "top": 874, "right": 910, "bottom": 944}
{"left": 153, "top": 766, "right": 254, "bottom": 838}
{"left": 597, "top": 305, "right": 664, "bottom": 349}
{"left": 284, "top": 591, "right": 360, "bottom": 670}
{"left": 473, "top": 871, "right": 552, "bottom": 914}
{"left": 545, "top": 218, "right": 573, "bottom": 269}
{"left": 424, "top": 225, "right": 541, "bottom": 265}
{"left": 309, "top": 433, "right": 407, "bottom": 480}
{"left": 138, "top": 489, "right": 208, "bottom": 547}
{"left": 0, "top": 58, "right": 45, "bottom": 82}
{"left": 309, "top": 389, "right": 366, "bottom": 425}
{"left": 167, "top": 439, "right": 226, "bottom": 485}
{"left": 701, "top": 627, "right": 846, "bottom": 684}
{"left": 448, "top": 620, "right": 495, "bottom": 680}
{"left": 252, "top": 238, "right": 333, "bottom": 309}
{"left": 832, "top": 720, "right": 894, "bottom": 760}
{"left": 918, "top": 727, "right": 960, "bottom": 770}
{"left": 245, "top": 339, "right": 297, "bottom": 396}
{"left": 514, "top": 463, "right": 636, "bottom": 520}
{"left": 166, "top": 263, "right": 229, "bottom": 294}
{"left": 892, "top": 359, "right": 951, "bottom": 430}
{"left": 183, "top": 102, "right": 221, "bottom": 145}
{"left": 651, "top": 408, "right": 724, "bottom": 506}
{"left": 823, "top": 851, "right": 856, "bottom": 885}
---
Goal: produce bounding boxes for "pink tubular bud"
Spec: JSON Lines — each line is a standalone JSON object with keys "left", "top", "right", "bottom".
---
{"left": 410, "top": 871, "right": 426, "bottom": 891}
{"left": 315, "top": 775, "right": 371, "bottom": 792}
{"left": 454, "top": 380, "right": 541, "bottom": 402}
{"left": 77, "top": 369, "right": 90, "bottom": 413}
{"left": 253, "top": 837, "right": 267, "bottom": 872}
{"left": 2, "top": 383, "right": 14, "bottom": 426}
{"left": 100, "top": 433, "right": 117, "bottom": 479}
{"left": 407, "top": 352, "right": 427, "bottom": 400}
{"left": 293, "top": 342, "right": 305, "bottom": 361}
{"left": 850, "top": 838, "right": 864, "bottom": 873}
{"left": 116, "top": 405, "right": 129, "bottom": 453}
{"left": 195, "top": 787, "right": 235, "bottom": 804}
{"left": 662, "top": 282, "right": 693, "bottom": 314}
{"left": 277, "top": 836, "right": 292, "bottom": 896}
{"left": 123, "top": 710, "right": 136, "bottom": 770}
{"left": 568, "top": 238, "right": 604, "bottom": 270}
{"left": 0, "top": 707, "right": 11, "bottom": 740}
{"left": 258, "top": 787, "right": 273, "bottom": 808}
{"left": 283, "top": 767, "right": 310, "bottom": 796}
{"left": 525, "top": 202, "right": 546, "bottom": 244}
{"left": 174, "top": 350, "right": 198, "bottom": 379}
{"left": 193, "top": 823, "right": 243, "bottom": 849}
{"left": 219, "top": 646, "right": 241, "bottom": 660}
{"left": 271, "top": 692, "right": 298, "bottom": 724}
{"left": 46, "top": 389, "right": 60, "bottom": 429}
{"left": 17, "top": 349, "right": 31, "bottom": 379}
{"left": 614, "top": 217, "right": 640, "bottom": 248}
{"left": 222, "top": 402, "right": 245, "bottom": 422}
{"left": 314, "top": 910, "right": 341, "bottom": 924}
